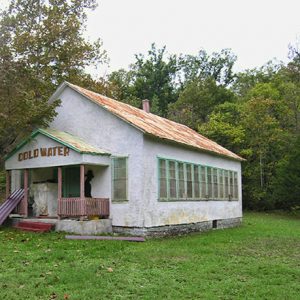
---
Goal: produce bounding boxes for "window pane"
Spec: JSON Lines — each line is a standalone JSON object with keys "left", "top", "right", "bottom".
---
{"left": 194, "top": 165, "right": 200, "bottom": 198}
{"left": 229, "top": 171, "right": 234, "bottom": 199}
{"left": 213, "top": 168, "right": 218, "bottom": 199}
{"left": 224, "top": 170, "right": 229, "bottom": 198}
{"left": 207, "top": 167, "right": 213, "bottom": 199}
{"left": 219, "top": 170, "right": 224, "bottom": 199}
{"left": 169, "top": 160, "right": 177, "bottom": 198}
{"left": 186, "top": 164, "right": 193, "bottom": 198}
{"left": 178, "top": 162, "right": 185, "bottom": 198}
{"left": 234, "top": 172, "right": 238, "bottom": 199}
{"left": 113, "top": 157, "right": 127, "bottom": 201}
{"left": 159, "top": 159, "right": 167, "bottom": 198}
{"left": 200, "top": 166, "right": 206, "bottom": 198}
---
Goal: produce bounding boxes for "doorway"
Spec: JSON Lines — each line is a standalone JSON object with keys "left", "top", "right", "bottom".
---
{"left": 63, "top": 166, "right": 80, "bottom": 198}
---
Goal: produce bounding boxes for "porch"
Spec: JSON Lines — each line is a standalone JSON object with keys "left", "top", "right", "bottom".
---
{"left": 6, "top": 164, "right": 110, "bottom": 220}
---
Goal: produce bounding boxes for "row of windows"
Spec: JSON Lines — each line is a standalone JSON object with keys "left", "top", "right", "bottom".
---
{"left": 159, "top": 158, "right": 239, "bottom": 201}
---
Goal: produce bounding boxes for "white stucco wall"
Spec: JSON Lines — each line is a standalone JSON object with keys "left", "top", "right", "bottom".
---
{"left": 141, "top": 136, "right": 242, "bottom": 228}
{"left": 50, "top": 87, "right": 145, "bottom": 227}
{"left": 85, "top": 165, "right": 111, "bottom": 199}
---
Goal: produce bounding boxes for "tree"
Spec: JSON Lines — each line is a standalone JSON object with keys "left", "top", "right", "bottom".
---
{"left": 233, "top": 61, "right": 281, "bottom": 99}
{"left": 198, "top": 102, "right": 245, "bottom": 154}
{"left": 271, "top": 136, "right": 300, "bottom": 210}
{"left": 106, "top": 69, "right": 141, "bottom": 108}
{"left": 0, "top": 0, "right": 106, "bottom": 160}
{"left": 178, "top": 48, "right": 237, "bottom": 87}
{"left": 168, "top": 77, "right": 235, "bottom": 129}
{"left": 130, "top": 44, "right": 178, "bottom": 116}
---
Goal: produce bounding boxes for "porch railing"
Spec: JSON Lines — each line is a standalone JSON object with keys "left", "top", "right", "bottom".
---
{"left": 57, "top": 197, "right": 110, "bottom": 218}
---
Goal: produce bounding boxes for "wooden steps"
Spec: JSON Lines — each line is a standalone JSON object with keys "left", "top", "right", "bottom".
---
{"left": 14, "top": 221, "right": 54, "bottom": 232}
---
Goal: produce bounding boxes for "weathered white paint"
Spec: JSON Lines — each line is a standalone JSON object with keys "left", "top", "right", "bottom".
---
{"left": 85, "top": 165, "right": 111, "bottom": 199}
{"left": 11, "top": 170, "right": 22, "bottom": 191}
{"left": 50, "top": 87, "right": 145, "bottom": 227}
{"left": 141, "top": 136, "right": 242, "bottom": 227}
{"left": 30, "top": 183, "right": 58, "bottom": 217}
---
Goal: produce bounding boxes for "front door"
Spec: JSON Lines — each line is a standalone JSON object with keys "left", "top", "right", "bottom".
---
{"left": 63, "top": 166, "right": 80, "bottom": 197}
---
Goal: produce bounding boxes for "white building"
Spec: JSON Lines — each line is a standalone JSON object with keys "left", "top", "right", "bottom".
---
{"left": 4, "top": 82, "right": 244, "bottom": 236}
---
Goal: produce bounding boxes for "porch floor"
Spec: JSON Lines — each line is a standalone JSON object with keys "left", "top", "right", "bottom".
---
{"left": 10, "top": 216, "right": 112, "bottom": 235}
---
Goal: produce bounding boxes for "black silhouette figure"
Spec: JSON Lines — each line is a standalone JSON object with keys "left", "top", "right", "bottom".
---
{"left": 84, "top": 170, "right": 94, "bottom": 198}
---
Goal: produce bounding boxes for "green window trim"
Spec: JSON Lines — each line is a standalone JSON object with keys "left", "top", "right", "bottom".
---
{"left": 157, "top": 157, "right": 239, "bottom": 202}
{"left": 112, "top": 156, "right": 128, "bottom": 202}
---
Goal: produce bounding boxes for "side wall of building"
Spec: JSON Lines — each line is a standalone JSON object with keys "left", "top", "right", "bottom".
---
{"left": 50, "top": 87, "right": 145, "bottom": 227}
{"left": 141, "top": 136, "right": 242, "bottom": 229}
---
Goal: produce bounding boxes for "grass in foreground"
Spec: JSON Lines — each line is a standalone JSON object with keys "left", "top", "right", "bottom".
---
{"left": 0, "top": 212, "right": 299, "bottom": 300}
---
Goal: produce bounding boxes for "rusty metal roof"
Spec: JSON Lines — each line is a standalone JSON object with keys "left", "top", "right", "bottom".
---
{"left": 39, "top": 128, "right": 110, "bottom": 155}
{"left": 66, "top": 82, "right": 243, "bottom": 161}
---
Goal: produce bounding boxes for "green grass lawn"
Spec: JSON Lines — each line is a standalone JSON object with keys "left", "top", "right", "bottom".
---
{"left": 0, "top": 212, "right": 299, "bottom": 300}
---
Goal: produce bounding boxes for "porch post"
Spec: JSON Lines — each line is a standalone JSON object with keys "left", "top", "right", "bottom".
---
{"left": 22, "top": 169, "right": 28, "bottom": 217}
{"left": 80, "top": 164, "right": 85, "bottom": 199}
{"left": 57, "top": 167, "right": 62, "bottom": 219}
{"left": 6, "top": 170, "right": 10, "bottom": 199}
{"left": 80, "top": 164, "right": 85, "bottom": 220}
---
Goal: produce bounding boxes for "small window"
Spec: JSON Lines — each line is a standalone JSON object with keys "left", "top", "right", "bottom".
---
{"left": 194, "top": 165, "right": 200, "bottom": 198}
{"left": 168, "top": 160, "right": 177, "bottom": 198}
{"left": 207, "top": 167, "right": 213, "bottom": 199}
{"left": 213, "top": 168, "right": 218, "bottom": 199}
{"left": 112, "top": 157, "right": 128, "bottom": 201}
{"left": 200, "top": 166, "right": 207, "bottom": 199}
{"left": 178, "top": 162, "right": 185, "bottom": 198}
{"left": 159, "top": 159, "right": 167, "bottom": 199}
{"left": 219, "top": 170, "right": 224, "bottom": 199}
{"left": 186, "top": 164, "right": 193, "bottom": 198}
{"left": 224, "top": 170, "right": 229, "bottom": 198}
{"left": 229, "top": 171, "right": 234, "bottom": 200}
{"left": 233, "top": 172, "right": 238, "bottom": 199}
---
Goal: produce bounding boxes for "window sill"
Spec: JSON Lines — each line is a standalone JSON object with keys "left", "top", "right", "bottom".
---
{"left": 112, "top": 199, "right": 129, "bottom": 203}
{"left": 158, "top": 198, "right": 239, "bottom": 202}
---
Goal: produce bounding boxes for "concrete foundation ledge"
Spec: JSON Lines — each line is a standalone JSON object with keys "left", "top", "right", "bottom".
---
{"left": 113, "top": 217, "right": 242, "bottom": 237}
{"left": 56, "top": 219, "right": 112, "bottom": 235}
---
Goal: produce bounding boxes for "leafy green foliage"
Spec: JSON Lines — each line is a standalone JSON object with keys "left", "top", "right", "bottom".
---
{"left": 198, "top": 102, "right": 245, "bottom": 153}
{"left": 271, "top": 136, "right": 300, "bottom": 210}
{"left": 108, "top": 44, "right": 178, "bottom": 116}
{"left": 178, "top": 48, "right": 237, "bottom": 87}
{"left": 168, "top": 78, "right": 235, "bottom": 129}
{"left": 0, "top": 0, "right": 106, "bottom": 161}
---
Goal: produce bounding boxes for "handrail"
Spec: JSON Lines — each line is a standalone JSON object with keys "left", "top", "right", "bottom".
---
{"left": 57, "top": 197, "right": 109, "bottom": 218}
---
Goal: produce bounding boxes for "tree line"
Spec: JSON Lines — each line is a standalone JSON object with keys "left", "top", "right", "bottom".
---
{"left": 1, "top": 0, "right": 299, "bottom": 211}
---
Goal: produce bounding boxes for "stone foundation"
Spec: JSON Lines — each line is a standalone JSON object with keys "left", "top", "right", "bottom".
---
{"left": 113, "top": 217, "right": 242, "bottom": 237}
{"left": 56, "top": 219, "right": 112, "bottom": 235}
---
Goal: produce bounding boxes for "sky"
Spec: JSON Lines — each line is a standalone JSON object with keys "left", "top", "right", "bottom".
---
{"left": 1, "top": 0, "right": 300, "bottom": 74}
{"left": 86, "top": 0, "right": 300, "bottom": 73}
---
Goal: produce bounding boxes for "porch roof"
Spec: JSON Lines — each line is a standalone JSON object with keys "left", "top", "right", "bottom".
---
{"left": 5, "top": 128, "right": 110, "bottom": 161}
